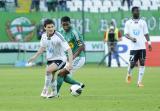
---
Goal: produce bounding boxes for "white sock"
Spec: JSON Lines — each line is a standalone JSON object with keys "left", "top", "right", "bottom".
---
{"left": 44, "top": 73, "right": 52, "bottom": 90}
{"left": 127, "top": 65, "right": 133, "bottom": 76}
{"left": 138, "top": 66, "right": 145, "bottom": 83}
{"left": 51, "top": 80, "right": 57, "bottom": 94}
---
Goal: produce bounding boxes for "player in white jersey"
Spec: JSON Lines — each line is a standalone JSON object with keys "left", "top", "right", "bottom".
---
{"left": 28, "top": 19, "right": 73, "bottom": 97}
{"left": 124, "top": 6, "right": 152, "bottom": 87}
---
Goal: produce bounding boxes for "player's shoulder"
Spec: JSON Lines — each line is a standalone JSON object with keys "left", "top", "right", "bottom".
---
{"left": 71, "top": 26, "right": 82, "bottom": 39}
{"left": 41, "top": 32, "right": 45, "bottom": 36}
{"left": 139, "top": 17, "right": 147, "bottom": 24}
{"left": 41, "top": 32, "right": 47, "bottom": 39}
{"left": 59, "top": 27, "right": 64, "bottom": 33}
{"left": 139, "top": 17, "right": 146, "bottom": 21}
{"left": 71, "top": 26, "right": 79, "bottom": 34}
{"left": 55, "top": 31, "right": 64, "bottom": 37}
{"left": 55, "top": 31, "right": 65, "bottom": 41}
{"left": 125, "top": 18, "right": 132, "bottom": 24}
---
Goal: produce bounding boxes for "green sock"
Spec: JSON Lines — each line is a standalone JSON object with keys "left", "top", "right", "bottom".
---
{"left": 64, "top": 75, "right": 80, "bottom": 85}
{"left": 57, "top": 75, "right": 64, "bottom": 93}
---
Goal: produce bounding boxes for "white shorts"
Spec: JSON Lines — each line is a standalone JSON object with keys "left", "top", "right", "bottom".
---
{"left": 65, "top": 57, "right": 85, "bottom": 74}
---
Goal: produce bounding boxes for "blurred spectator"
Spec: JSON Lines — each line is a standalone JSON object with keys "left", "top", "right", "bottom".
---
{"left": 30, "top": 0, "right": 40, "bottom": 12}
{"left": 15, "top": 0, "right": 18, "bottom": 7}
{"left": 0, "top": 0, "right": 5, "bottom": 9}
{"left": 121, "top": 0, "right": 131, "bottom": 10}
{"left": 46, "top": 0, "right": 57, "bottom": 12}
{"left": 39, "top": 0, "right": 48, "bottom": 12}
{"left": 104, "top": 21, "right": 122, "bottom": 67}
{"left": 58, "top": 0, "right": 67, "bottom": 11}
{"left": 5, "top": 0, "right": 16, "bottom": 12}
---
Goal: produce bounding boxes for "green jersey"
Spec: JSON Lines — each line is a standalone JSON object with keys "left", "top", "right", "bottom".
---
{"left": 59, "top": 27, "right": 85, "bottom": 57}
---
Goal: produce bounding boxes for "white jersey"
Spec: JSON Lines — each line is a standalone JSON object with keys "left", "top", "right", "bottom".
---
{"left": 124, "top": 18, "right": 149, "bottom": 50}
{"left": 40, "top": 31, "right": 70, "bottom": 61}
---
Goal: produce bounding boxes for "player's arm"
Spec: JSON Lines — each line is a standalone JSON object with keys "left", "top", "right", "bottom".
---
{"left": 28, "top": 47, "right": 45, "bottom": 63}
{"left": 144, "top": 34, "right": 152, "bottom": 51}
{"left": 124, "top": 21, "right": 136, "bottom": 43}
{"left": 143, "top": 21, "right": 152, "bottom": 51}
{"left": 61, "top": 34, "right": 73, "bottom": 71}
{"left": 66, "top": 48, "right": 73, "bottom": 71}
{"left": 73, "top": 42, "right": 85, "bottom": 59}
{"left": 73, "top": 30, "right": 85, "bottom": 59}
{"left": 125, "top": 34, "right": 137, "bottom": 43}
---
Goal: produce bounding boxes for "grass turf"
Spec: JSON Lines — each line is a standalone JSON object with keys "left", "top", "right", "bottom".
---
{"left": 0, "top": 64, "right": 160, "bottom": 111}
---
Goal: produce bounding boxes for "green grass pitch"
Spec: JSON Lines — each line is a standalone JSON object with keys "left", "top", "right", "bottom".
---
{"left": 0, "top": 64, "right": 160, "bottom": 111}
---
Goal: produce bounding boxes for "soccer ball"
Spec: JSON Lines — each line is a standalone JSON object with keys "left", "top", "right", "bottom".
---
{"left": 70, "top": 84, "right": 82, "bottom": 97}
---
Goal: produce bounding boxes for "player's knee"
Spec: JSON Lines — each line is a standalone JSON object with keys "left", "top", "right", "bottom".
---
{"left": 139, "top": 60, "right": 145, "bottom": 66}
{"left": 46, "top": 68, "right": 53, "bottom": 74}
{"left": 130, "top": 62, "right": 135, "bottom": 69}
{"left": 46, "top": 70, "right": 52, "bottom": 74}
{"left": 58, "top": 69, "right": 69, "bottom": 77}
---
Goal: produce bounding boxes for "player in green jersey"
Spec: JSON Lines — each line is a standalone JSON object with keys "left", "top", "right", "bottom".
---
{"left": 48, "top": 16, "right": 85, "bottom": 98}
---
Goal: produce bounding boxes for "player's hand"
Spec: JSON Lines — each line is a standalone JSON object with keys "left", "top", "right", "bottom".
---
{"left": 28, "top": 56, "right": 36, "bottom": 63}
{"left": 148, "top": 45, "right": 152, "bottom": 51}
{"left": 131, "top": 38, "right": 137, "bottom": 43}
{"left": 65, "top": 64, "right": 72, "bottom": 71}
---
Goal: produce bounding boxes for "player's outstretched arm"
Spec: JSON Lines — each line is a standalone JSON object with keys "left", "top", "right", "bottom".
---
{"left": 28, "top": 47, "right": 45, "bottom": 63}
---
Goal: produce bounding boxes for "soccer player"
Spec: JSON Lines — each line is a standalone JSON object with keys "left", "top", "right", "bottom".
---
{"left": 124, "top": 6, "right": 152, "bottom": 87}
{"left": 28, "top": 19, "right": 73, "bottom": 97}
{"left": 48, "top": 16, "right": 85, "bottom": 98}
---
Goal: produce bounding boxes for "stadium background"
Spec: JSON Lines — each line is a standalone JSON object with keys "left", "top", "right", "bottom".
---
{"left": 0, "top": 0, "right": 160, "bottom": 66}
{"left": 0, "top": 1, "right": 160, "bottom": 111}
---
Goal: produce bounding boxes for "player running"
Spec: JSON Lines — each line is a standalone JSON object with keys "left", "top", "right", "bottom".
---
{"left": 28, "top": 19, "right": 73, "bottom": 98}
{"left": 47, "top": 16, "right": 85, "bottom": 98}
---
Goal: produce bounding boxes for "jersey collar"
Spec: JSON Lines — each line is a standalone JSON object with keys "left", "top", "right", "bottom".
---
{"left": 132, "top": 17, "right": 140, "bottom": 22}
{"left": 47, "top": 30, "right": 56, "bottom": 40}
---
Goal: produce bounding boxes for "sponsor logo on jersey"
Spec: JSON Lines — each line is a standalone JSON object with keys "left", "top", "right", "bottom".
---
{"left": 133, "top": 29, "right": 140, "bottom": 36}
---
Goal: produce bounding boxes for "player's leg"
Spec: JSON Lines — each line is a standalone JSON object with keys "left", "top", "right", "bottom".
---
{"left": 137, "top": 49, "right": 146, "bottom": 87}
{"left": 64, "top": 57, "right": 85, "bottom": 87}
{"left": 126, "top": 50, "right": 138, "bottom": 83}
{"left": 47, "top": 60, "right": 66, "bottom": 98}
{"left": 68, "top": 57, "right": 85, "bottom": 77}
{"left": 57, "top": 57, "right": 85, "bottom": 94}
{"left": 57, "top": 69, "right": 81, "bottom": 94}
{"left": 56, "top": 69, "right": 68, "bottom": 93}
{"left": 50, "top": 71, "right": 57, "bottom": 96}
{"left": 41, "top": 62, "right": 58, "bottom": 97}
{"left": 64, "top": 56, "right": 85, "bottom": 79}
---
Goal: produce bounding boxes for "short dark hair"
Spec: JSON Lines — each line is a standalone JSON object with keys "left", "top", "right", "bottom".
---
{"left": 132, "top": 6, "right": 139, "bottom": 12}
{"left": 44, "top": 19, "right": 54, "bottom": 27}
{"left": 61, "top": 16, "right": 71, "bottom": 23}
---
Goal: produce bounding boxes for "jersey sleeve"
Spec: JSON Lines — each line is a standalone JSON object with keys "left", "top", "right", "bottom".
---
{"left": 124, "top": 21, "right": 129, "bottom": 35}
{"left": 72, "top": 29, "right": 84, "bottom": 46}
{"left": 56, "top": 32, "right": 70, "bottom": 51}
{"left": 143, "top": 20, "right": 149, "bottom": 35}
{"left": 62, "top": 41, "right": 70, "bottom": 51}
{"left": 40, "top": 35, "right": 47, "bottom": 48}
